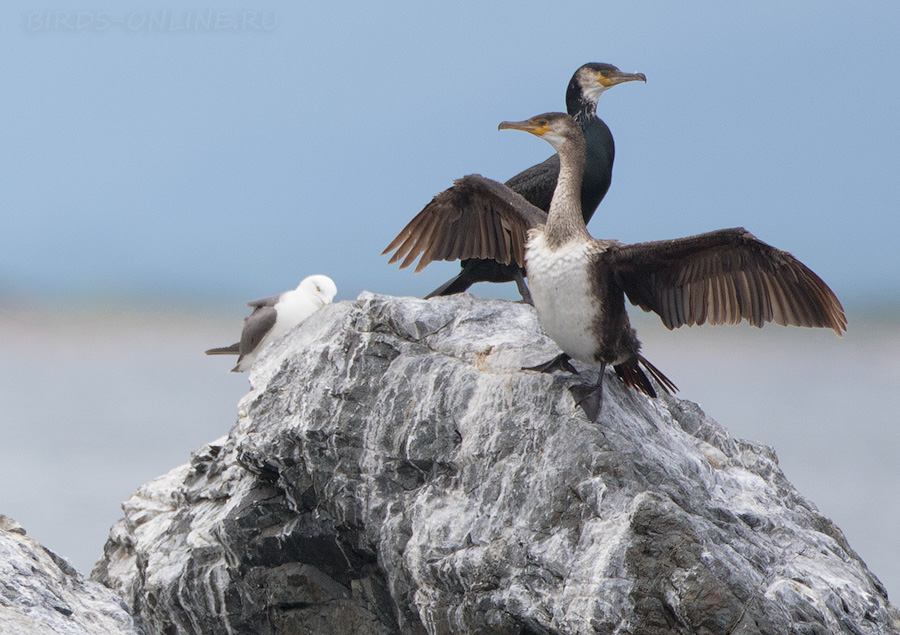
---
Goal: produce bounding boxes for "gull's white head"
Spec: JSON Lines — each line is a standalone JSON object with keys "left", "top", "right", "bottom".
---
{"left": 297, "top": 274, "right": 338, "bottom": 307}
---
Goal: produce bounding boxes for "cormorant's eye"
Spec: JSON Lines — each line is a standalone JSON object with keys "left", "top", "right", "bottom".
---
{"left": 538, "top": 119, "right": 548, "bottom": 126}
{"left": 600, "top": 70, "right": 609, "bottom": 77}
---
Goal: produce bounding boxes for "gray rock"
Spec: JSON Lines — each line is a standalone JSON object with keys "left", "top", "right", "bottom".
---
{"left": 0, "top": 515, "right": 141, "bottom": 635}
{"left": 93, "top": 292, "right": 900, "bottom": 634}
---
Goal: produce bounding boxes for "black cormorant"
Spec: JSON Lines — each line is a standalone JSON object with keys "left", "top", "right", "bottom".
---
{"left": 385, "top": 63, "right": 646, "bottom": 301}
{"left": 388, "top": 112, "right": 846, "bottom": 421}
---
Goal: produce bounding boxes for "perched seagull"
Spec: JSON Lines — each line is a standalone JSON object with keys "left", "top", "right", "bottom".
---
{"left": 206, "top": 274, "right": 337, "bottom": 373}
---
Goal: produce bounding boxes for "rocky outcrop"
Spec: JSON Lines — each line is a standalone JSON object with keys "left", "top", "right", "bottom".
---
{"left": 0, "top": 515, "right": 140, "bottom": 635}
{"left": 93, "top": 293, "right": 899, "bottom": 634}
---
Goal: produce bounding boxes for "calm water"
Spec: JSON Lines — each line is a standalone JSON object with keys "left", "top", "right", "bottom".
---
{"left": 1, "top": 301, "right": 897, "bottom": 601}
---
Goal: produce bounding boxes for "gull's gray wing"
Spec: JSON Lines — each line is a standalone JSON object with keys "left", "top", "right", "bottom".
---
{"left": 239, "top": 306, "right": 278, "bottom": 355}
{"left": 205, "top": 343, "right": 240, "bottom": 355}
{"left": 247, "top": 294, "right": 281, "bottom": 309}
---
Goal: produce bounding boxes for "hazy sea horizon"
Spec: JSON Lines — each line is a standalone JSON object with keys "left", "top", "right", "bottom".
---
{"left": 1, "top": 294, "right": 897, "bottom": 602}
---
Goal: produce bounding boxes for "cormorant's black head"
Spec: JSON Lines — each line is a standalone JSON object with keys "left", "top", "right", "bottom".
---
{"left": 566, "top": 63, "right": 646, "bottom": 115}
{"left": 498, "top": 112, "right": 583, "bottom": 153}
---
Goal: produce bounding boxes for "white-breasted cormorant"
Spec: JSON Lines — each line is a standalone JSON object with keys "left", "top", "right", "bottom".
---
{"left": 387, "top": 113, "right": 846, "bottom": 421}
{"left": 385, "top": 63, "right": 646, "bottom": 302}
{"left": 206, "top": 274, "right": 337, "bottom": 373}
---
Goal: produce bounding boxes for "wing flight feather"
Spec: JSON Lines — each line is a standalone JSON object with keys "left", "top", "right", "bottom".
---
{"left": 606, "top": 227, "right": 846, "bottom": 335}
{"left": 383, "top": 174, "right": 547, "bottom": 273}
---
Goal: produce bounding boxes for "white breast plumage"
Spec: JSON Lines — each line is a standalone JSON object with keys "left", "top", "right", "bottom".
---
{"left": 525, "top": 231, "right": 603, "bottom": 363}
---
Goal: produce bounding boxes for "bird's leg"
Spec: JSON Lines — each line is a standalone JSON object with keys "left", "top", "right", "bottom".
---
{"left": 513, "top": 269, "right": 534, "bottom": 305}
{"left": 523, "top": 352, "right": 578, "bottom": 374}
{"left": 569, "top": 364, "right": 606, "bottom": 422}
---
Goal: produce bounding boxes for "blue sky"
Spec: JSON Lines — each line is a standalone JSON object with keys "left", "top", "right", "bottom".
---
{"left": 2, "top": 0, "right": 900, "bottom": 597}
{"left": 2, "top": 0, "right": 899, "bottom": 309}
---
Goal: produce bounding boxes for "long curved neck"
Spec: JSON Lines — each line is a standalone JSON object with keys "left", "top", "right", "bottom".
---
{"left": 545, "top": 134, "right": 590, "bottom": 247}
{"left": 568, "top": 93, "right": 615, "bottom": 223}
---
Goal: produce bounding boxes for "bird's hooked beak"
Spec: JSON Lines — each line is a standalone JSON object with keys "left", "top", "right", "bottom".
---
{"left": 599, "top": 69, "right": 647, "bottom": 88}
{"left": 498, "top": 118, "right": 549, "bottom": 137}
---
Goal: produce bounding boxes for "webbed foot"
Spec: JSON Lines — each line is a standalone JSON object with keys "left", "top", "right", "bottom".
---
{"left": 568, "top": 363, "right": 606, "bottom": 422}
{"left": 569, "top": 383, "right": 603, "bottom": 422}
{"left": 523, "top": 352, "right": 578, "bottom": 374}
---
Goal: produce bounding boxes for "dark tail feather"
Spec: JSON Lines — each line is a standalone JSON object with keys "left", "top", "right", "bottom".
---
{"left": 425, "top": 271, "right": 475, "bottom": 298}
{"left": 614, "top": 358, "right": 656, "bottom": 397}
{"left": 205, "top": 343, "right": 240, "bottom": 356}
{"left": 614, "top": 355, "right": 678, "bottom": 398}
{"left": 639, "top": 355, "right": 678, "bottom": 395}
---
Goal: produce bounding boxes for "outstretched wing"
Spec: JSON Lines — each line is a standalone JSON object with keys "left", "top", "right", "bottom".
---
{"left": 383, "top": 174, "right": 548, "bottom": 273}
{"left": 605, "top": 227, "right": 846, "bottom": 335}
